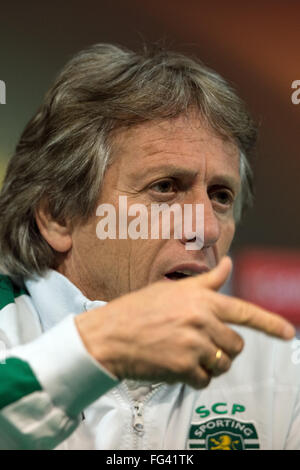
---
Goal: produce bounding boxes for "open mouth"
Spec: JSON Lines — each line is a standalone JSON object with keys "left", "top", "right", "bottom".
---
{"left": 164, "top": 269, "right": 200, "bottom": 281}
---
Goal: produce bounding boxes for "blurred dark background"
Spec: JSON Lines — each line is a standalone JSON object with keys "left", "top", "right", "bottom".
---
{"left": 0, "top": 1, "right": 299, "bottom": 321}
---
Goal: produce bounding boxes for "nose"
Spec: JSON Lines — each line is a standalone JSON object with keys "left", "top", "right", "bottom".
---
{"left": 202, "top": 195, "right": 221, "bottom": 248}
{"left": 180, "top": 193, "right": 221, "bottom": 249}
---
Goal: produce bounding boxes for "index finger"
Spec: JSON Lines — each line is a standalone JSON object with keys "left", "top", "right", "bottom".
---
{"left": 212, "top": 292, "right": 295, "bottom": 340}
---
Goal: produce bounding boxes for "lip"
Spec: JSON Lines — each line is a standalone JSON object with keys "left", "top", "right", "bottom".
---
{"left": 164, "top": 263, "right": 210, "bottom": 280}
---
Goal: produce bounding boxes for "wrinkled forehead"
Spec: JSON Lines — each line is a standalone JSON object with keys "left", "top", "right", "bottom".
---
{"left": 108, "top": 115, "right": 241, "bottom": 187}
{"left": 112, "top": 113, "right": 238, "bottom": 149}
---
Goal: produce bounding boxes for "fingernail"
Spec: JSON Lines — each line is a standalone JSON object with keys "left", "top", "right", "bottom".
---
{"left": 283, "top": 324, "right": 296, "bottom": 340}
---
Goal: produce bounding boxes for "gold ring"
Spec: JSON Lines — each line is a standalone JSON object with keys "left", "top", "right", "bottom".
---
{"left": 215, "top": 349, "right": 222, "bottom": 363}
{"left": 207, "top": 348, "right": 223, "bottom": 370}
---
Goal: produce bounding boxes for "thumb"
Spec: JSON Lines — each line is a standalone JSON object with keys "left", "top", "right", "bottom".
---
{"left": 197, "top": 256, "right": 232, "bottom": 291}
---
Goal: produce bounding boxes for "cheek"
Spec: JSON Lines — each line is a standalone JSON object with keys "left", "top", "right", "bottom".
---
{"left": 129, "top": 238, "right": 166, "bottom": 282}
{"left": 130, "top": 238, "right": 162, "bottom": 268}
{"left": 220, "top": 220, "right": 236, "bottom": 253}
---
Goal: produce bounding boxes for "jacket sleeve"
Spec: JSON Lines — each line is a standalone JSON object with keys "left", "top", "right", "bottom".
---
{"left": 0, "top": 314, "right": 119, "bottom": 449}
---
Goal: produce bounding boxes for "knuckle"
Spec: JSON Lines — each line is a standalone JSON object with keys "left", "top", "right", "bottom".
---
{"left": 190, "top": 370, "right": 212, "bottom": 389}
{"left": 232, "top": 335, "right": 244, "bottom": 355}
{"left": 199, "top": 372, "right": 212, "bottom": 388}
{"left": 227, "top": 332, "right": 244, "bottom": 357}
{"left": 193, "top": 308, "right": 211, "bottom": 328}
{"left": 185, "top": 310, "right": 200, "bottom": 325}
{"left": 220, "top": 356, "right": 232, "bottom": 373}
{"left": 176, "top": 356, "right": 194, "bottom": 375}
{"left": 211, "top": 355, "right": 231, "bottom": 377}
{"left": 240, "top": 301, "right": 252, "bottom": 324}
{"left": 181, "top": 330, "right": 200, "bottom": 348}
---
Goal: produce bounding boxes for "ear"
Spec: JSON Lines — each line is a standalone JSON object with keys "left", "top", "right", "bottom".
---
{"left": 35, "top": 203, "right": 72, "bottom": 253}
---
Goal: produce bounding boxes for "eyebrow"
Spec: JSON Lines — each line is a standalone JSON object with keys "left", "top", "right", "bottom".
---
{"left": 209, "top": 175, "right": 241, "bottom": 193}
{"left": 131, "top": 164, "right": 240, "bottom": 192}
{"left": 132, "top": 164, "right": 199, "bottom": 181}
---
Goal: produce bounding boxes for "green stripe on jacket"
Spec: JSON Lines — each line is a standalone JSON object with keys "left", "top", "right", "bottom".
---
{"left": 0, "top": 357, "right": 42, "bottom": 409}
{"left": 0, "top": 275, "right": 28, "bottom": 309}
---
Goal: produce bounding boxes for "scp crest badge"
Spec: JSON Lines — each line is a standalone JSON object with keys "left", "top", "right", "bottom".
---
{"left": 188, "top": 417, "right": 260, "bottom": 450}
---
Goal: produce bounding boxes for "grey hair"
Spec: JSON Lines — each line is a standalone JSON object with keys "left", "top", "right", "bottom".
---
{"left": 0, "top": 43, "right": 256, "bottom": 281}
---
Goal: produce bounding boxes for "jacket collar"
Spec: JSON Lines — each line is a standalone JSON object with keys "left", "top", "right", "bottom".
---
{"left": 24, "top": 269, "right": 106, "bottom": 331}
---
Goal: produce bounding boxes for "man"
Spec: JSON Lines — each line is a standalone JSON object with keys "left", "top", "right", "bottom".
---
{"left": 0, "top": 44, "right": 298, "bottom": 450}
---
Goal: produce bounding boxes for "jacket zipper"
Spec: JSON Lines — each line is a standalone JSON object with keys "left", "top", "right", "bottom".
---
{"left": 121, "top": 382, "right": 163, "bottom": 449}
{"left": 132, "top": 402, "right": 145, "bottom": 434}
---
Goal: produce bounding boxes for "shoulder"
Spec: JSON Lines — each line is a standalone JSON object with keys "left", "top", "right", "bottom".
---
{"left": 0, "top": 275, "right": 42, "bottom": 346}
{"left": 0, "top": 274, "right": 28, "bottom": 310}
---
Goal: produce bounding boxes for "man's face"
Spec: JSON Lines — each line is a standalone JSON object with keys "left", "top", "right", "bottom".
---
{"left": 62, "top": 114, "right": 241, "bottom": 301}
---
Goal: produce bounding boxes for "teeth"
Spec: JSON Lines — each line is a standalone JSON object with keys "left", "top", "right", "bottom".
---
{"left": 176, "top": 270, "right": 198, "bottom": 277}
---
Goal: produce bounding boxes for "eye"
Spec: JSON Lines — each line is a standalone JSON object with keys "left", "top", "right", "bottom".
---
{"left": 209, "top": 187, "right": 234, "bottom": 209}
{"left": 149, "top": 179, "right": 177, "bottom": 194}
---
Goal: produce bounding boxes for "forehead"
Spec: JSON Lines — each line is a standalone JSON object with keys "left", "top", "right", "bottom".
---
{"left": 110, "top": 115, "right": 240, "bottom": 186}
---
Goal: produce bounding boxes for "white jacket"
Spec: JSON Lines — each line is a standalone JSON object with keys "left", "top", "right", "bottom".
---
{"left": 0, "top": 270, "right": 300, "bottom": 450}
